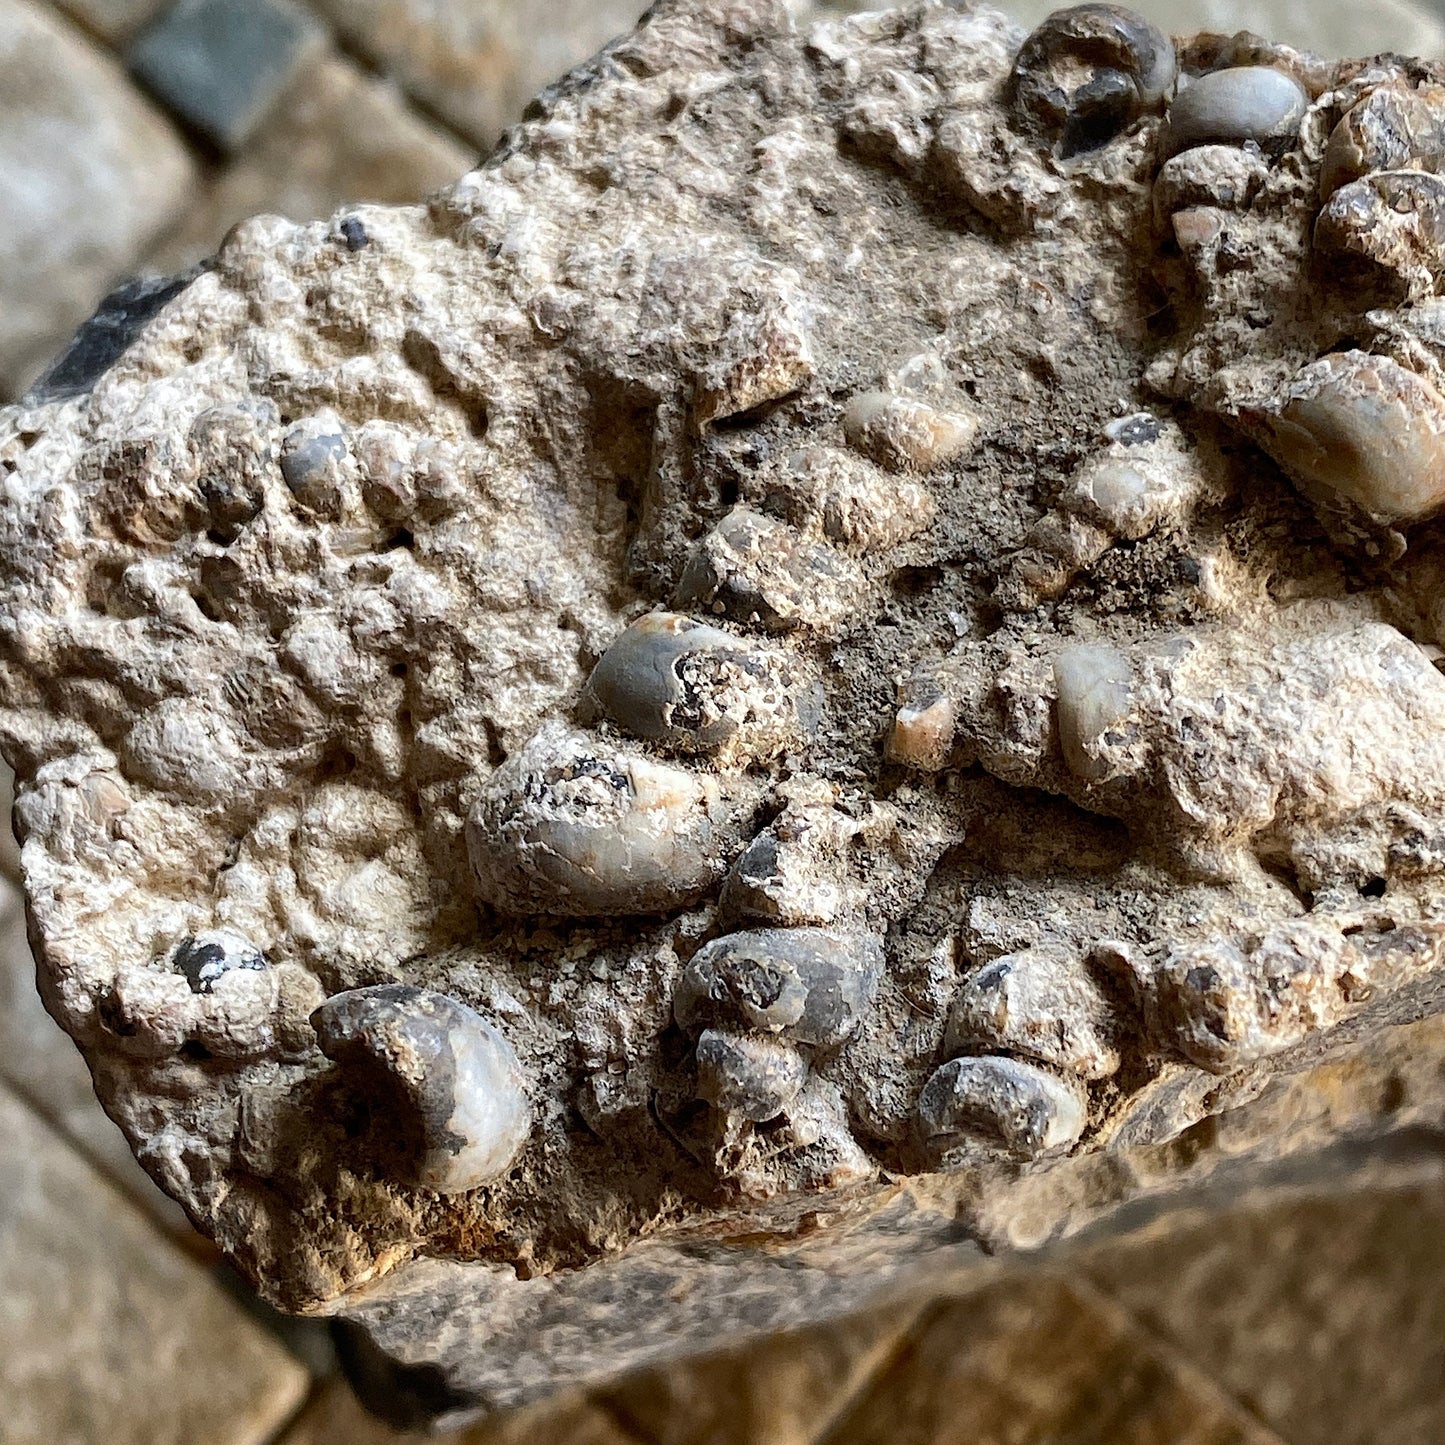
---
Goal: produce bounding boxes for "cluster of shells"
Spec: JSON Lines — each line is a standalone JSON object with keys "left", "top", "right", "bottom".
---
{"left": 439, "top": 4, "right": 1445, "bottom": 1188}
{"left": 11, "top": 0, "right": 1445, "bottom": 1306}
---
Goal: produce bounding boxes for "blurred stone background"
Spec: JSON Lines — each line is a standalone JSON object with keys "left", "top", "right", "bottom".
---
{"left": 5, "top": 0, "right": 1445, "bottom": 1441}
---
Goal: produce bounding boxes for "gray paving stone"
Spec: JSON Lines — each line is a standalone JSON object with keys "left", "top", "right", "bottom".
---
{"left": 129, "top": 0, "right": 324, "bottom": 152}
{"left": 148, "top": 54, "right": 473, "bottom": 271}
{"left": 302, "top": 0, "right": 647, "bottom": 148}
{"left": 0, "top": 760, "right": 20, "bottom": 886}
{"left": 23, "top": 264, "right": 208, "bottom": 406}
{"left": 0, "top": 1080, "right": 309, "bottom": 1445}
{"left": 0, "top": 0, "right": 196, "bottom": 398}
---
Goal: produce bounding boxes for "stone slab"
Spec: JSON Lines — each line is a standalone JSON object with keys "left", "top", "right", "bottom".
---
{"left": 0, "top": 0, "right": 195, "bottom": 398}
{"left": 15, "top": 0, "right": 1445, "bottom": 1426}
{"left": 54, "top": 0, "right": 169, "bottom": 43}
{"left": 1083, "top": 1172, "right": 1445, "bottom": 1445}
{"left": 818, "top": 1274, "right": 1285, "bottom": 1445}
{"left": 0, "top": 1080, "right": 309, "bottom": 1445}
{"left": 602, "top": 1299, "right": 926, "bottom": 1445}
{"left": 280, "top": 1380, "right": 640, "bottom": 1445}
{"left": 0, "top": 872, "right": 194, "bottom": 1234}
{"left": 148, "top": 54, "right": 474, "bottom": 271}
{"left": 129, "top": 0, "right": 324, "bottom": 151}
{"left": 302, "top": 0, "right": 647, "bottom": 147}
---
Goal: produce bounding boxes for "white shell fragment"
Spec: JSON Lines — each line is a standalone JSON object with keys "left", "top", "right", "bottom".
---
{"left": 1074, "top": 460, "right": 1154, "bottom": 535}
{"left": 1139, "top": 921, "right": 1445, "bottom": 1073}
{"left": 1153, "top": 144, "right": 1269, "bottom": 222}
{"left": 842, "top": 392, "right": 980, "bottom": 473}
{"left": 1011, "top": 4, "right": 1175, "bottom": 158}
{"left": 467, "top": 721, "right": 760, "bottom": 917}
{"left": 1315, "top": 171, "right": 1445, "bottom": 293}
{"left": 1320, "top": 81, "right": 1445, "bottom": 200}
{"left": 956, "top": 610, "right": 1445, "bottom": 889}
{"left": 1053, "top": 643, "right": 1134, "bottom": 781}
{"left": 675, "top": 507, "right": 859, "bottom": 635}
{"left": 694, "top": 1028, "right": 808, "bottom": 1122}
{"left": 717, "top": 781, "right": 887, "bottom": 927}
{"left": 674, "top": 926, "right": 882, "bottom": 1048}
{"left": 1251, "top": 350, "right": 1445, "bottom": 524}
{"left": 1001, "top": 411, "right": 1206, "bottom": 606}
{"left": 312, "top": 983, "right": 531, "bottom": 1194}
{"left": 1069, "top": 458, "right": 1178, "bottom": 540}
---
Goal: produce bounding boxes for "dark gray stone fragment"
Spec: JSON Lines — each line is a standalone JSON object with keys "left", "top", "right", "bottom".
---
{"left": 170, "top": 929, "right": 267, "bottom": 993}
{"left": 129, "top": 0, "right": 322, "bottom": 152}
{"left": 675, "top": 927, "right": 880, "bottom": 1048}
{"left": 1104, "top": 411, "right": 1164, "bottom": 446}
{"left": 23, "top": 267, "right": 206, "bottom": 405}
{"left": 918, "top": 1055, "right": 1087, "bottom": 1160}
{"left": 338, "top": 216, "right": 370, "bottom": 252}
{"left": 278, "top": 426, "right": 347, "bottom": 506}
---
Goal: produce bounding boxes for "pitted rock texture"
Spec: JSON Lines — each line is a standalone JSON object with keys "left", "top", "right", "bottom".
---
{"left": 6, "top": 0, "right": 1445, "bottom": 1334}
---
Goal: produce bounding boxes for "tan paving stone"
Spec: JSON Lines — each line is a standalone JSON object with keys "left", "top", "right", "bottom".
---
{"left": 279, "top": 1378, "right": 640, "bottom": 1444}
{"left": 601, "top": 1298, "right": 926, "bottom": 1445}
{"left": 301, "top": 0, "right": 646, "bottom": 148}
{"left": 0, "top": 0, "right": 195, "bottom": 398}
{"left": 0, "top": 872, "right": 194, "bottom": 1235}
{"left": 0, "top": 758, "right": 20, "bottom": 886}
{"left": 0, "top": 1080, "right": 308, "bottom": 1445}
{"left": 1082, "top": 1175, "right": 1445, "bottom": 1445}
{"left": 149, "top": 52, "right": 473, "bottom": 270}
{"left": 53, "top": 0, "right": 169, "bottom": 44}
{"left": 818, "top": 1274, "right": 1284, "bottom": 1445}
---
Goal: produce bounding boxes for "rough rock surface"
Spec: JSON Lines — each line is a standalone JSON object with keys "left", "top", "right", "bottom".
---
{"left": 8, "top": 0, "right": 1445, "bottom": 1416}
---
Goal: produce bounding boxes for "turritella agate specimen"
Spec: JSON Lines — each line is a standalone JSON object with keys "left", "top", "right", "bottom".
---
{"left": 11, "top": 0, "right": 1445, "bottom": 1417}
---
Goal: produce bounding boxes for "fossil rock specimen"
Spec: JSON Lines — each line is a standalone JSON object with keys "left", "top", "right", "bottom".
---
{"left": 8, "top": 0, "right": 1445, "bottom": 1417}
